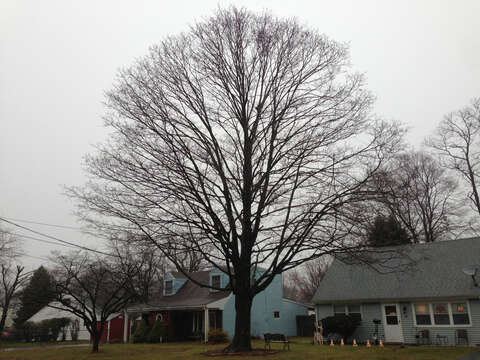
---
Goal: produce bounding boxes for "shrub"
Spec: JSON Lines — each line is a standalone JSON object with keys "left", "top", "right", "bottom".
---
{"left": 17, "top": 321, "right": 36, "bottom": 342}
{"left": 321, "top": 314, "right": 361, "bottom": 342}
{"left": 132, "top": 319, "right": 151, "bottom": 343}
{"left": 208, "top": 328, "right": 228, "bottom": 343}
{"left": 48, "top": 318, "right": 70, "bottom": 341}
{"left": 34, "top": 320, "right": 50, "bottom": 342}
{"left": 31, "top": 318, "right": 71, "bottom": 342}
{"left": 147, "top": 320, "right": 167, "bottom": 343}
{"left": 69, "top": 319, "right": 80, "bottom": 341}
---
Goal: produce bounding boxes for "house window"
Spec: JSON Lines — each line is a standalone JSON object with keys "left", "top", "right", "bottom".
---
{"left": 384, "top": 305, "right": 399, "bottom": 325}
{"left": 274, "top": 311, "right": 280, "bottom": 318}
{"left": 413, "top": 302, "right": 471, "bottom": 327}
{"left": 333, "top": 304, "right": 362, "bottom": 320}
{"left": 211, "top": 275, "right": 221, "bottom": 289}
{"left": 433, "top": 303, "right": 450, "bottom": 325}
{"left": 193, "top": 312, "right": 203, "bottom": 333}
{"left": 414, "top": 304, "right": 431, "bottom": 325}
{"left": 333, "top": 305, "right": 346, "bottom": 315}
{"left": 209, "top": 311, "right": 217, "bottom": 329}
{"left": 452, "top": 303, "right": 469, "bottom": 325}
{"left": 165, "top": 280, "right": 173, "bottom": 295}
{"left": 348, "top": 305, "right": 362, "bottom": 322}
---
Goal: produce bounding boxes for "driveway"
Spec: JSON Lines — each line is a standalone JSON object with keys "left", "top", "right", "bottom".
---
{"left": 2, "top": 343, "right": 90, "bottom": 351}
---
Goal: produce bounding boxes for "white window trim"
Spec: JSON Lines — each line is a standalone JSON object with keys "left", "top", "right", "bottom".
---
{"left": 331, "top": 304, "right": 362, "bottom": 320}
{"left": 411, "top": 301, "right": 472, "bottom": 328}
{"left": 164, "top": 280, "right": 174, "bottom": 296}
{"left": 210, "top": 274, "right": 222, "bottom": 291}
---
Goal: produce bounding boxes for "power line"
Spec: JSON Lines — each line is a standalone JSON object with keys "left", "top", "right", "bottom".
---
{"left": 22, "top": 253, "right": 50, "bottom": 262}
{"left": 1, "top": 217, "right": 83, "bottom": 231}
{"left": 4, "top": 231, "right": 78, "bottom": 249}
{"left": 0, "top": 217, "right": 114, "bottom": 257}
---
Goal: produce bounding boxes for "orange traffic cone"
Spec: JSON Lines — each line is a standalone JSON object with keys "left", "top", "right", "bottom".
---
{"left": 340, "top": 338, "right": 344, "bottom": 346}
{"left": 379, "top": 339, "right": 384, "bottom": 347}
{"left": 330, "top": 339, "right": 334, "bottom": 346}
{"left": 366, "top": 339, "right": 371, "bottom": 347}
{"left": 353, "top": 339, "right": 358, "bottom": 347}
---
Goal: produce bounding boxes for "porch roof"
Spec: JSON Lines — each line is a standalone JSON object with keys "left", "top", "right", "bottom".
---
{"left": 127, "top": 270, "right": 231, "bottom": 312}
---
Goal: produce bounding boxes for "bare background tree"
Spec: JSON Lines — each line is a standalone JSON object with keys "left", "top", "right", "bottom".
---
{"left": 0, "top": 228, "right": 26, "bottom": 337}
{"left": 283, "top": 258, "right": 329, "bottom": 304}
{"left": 0, "top": 229, "right": 21, "bottom": 264}
{"left": 429, "top": 98, "right": 480, "bottom": 230}
{"left": 0, "top": 264, "right": 27, "bottom": 336}
{"left": 371, "top": 151, "right": 462, "bottom": 242}
{"left": 67, "top": 7, "right": 403, "bottom": 351}
{"left": 109, "top": 238, "right": 168, "bottom": 304}
{"left": 51, "top": 252, "right": 140, "bottom": 352}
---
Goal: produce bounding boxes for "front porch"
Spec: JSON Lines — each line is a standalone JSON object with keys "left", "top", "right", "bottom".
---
{"left": 125, "top": 308, "right": 223, "bottom": 343}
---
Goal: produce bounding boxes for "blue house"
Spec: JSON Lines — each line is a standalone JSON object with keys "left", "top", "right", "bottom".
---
{"left": 126, "top": 268, "right": 308, "bottom": 342}
{"left": 313, "top": 238, "right": 480, "bottom": 345}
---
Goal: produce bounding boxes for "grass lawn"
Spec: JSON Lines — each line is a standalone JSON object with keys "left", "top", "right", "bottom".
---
{"left": 0, "top": 338, "right": 476, "bottom": 360}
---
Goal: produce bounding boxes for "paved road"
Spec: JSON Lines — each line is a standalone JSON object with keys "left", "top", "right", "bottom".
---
{"left": 2, "top": 343, "right": 90, "bottom": 351}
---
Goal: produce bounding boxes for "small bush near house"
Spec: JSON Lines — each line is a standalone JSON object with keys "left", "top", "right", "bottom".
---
{"left": 321, "top": 314, "right": 360, "bottom": 343}
{"left": 69, "top": 319, "right": 79, "bottom": 341}
{"left": 15, "top": 321, "right": 36, "bottom": 342}
{"left": 48, "top": 318, "right": 71, "bottom": 342}
{"left": 33, "top": 318, "right": 71, "bottom": 342}
{"left": 132, "top": 320, "right": 151, "bottom": 343}
{"left": 13, "top": 318, "right": 71, "bottom": 342}
{"left": 147, "top": 320, "right": 167, "bottom": 343}
{"left": 208, "top": 329, "right": 228, "bottom": 343}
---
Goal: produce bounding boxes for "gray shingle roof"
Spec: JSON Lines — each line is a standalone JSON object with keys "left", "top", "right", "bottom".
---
{"left": 312, "top": 237, "right": 480, "bottom": 304}
{"left": 128, "top": 270, "right": 231, "bottom": 312}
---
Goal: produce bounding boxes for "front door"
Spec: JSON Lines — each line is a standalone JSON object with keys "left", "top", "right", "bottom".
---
{"left": 382, "top": 304, "right": 404, "bottom": 343}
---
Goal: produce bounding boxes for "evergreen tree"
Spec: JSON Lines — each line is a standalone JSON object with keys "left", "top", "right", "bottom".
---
{"left": 14, "top": 266, "right": 55, "bottom": 327}
{"left": 367, "top": 215, "right": 410, "bottom": 247}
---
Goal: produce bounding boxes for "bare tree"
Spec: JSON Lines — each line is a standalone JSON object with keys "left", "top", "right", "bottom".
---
{"left": 109, "top": 238, "right": 168, "bottom": 303}
{"left": 284, "top": 258, "right": 329, "bottom": 304}
{"left": 0, "top": 228, "right": 21, "bottom": 264}
{"left": 371, "top": 151, "right": 462, "bottom": 242}
{"left": 0, "top": 227, "right": 25, "bottom": 335}
{"left": 166, "top": 239, "right": 208, "bottom": 273}
{"left": 51, "top": 252, "right": 139, "bottom": 352}
{"left": 0, "top": 264, "right": 27, "bottom": 335}
{"left": 67, "top": 7, "right": 403, "bottom": 351}
{"left": 428, "top": 98, "right": 480, "bottom": 225}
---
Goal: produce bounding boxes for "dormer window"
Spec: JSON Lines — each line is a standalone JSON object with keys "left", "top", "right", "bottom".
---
{"left": 165, "top": 280, "right": 173, "bottom": 295}
{"left": 211, "top": 275, "right": 221, "bottom": 289}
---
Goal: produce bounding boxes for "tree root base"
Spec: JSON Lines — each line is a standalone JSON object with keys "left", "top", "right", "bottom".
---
{"left": 203, "top": 349, "right": 278, "bottom": 356}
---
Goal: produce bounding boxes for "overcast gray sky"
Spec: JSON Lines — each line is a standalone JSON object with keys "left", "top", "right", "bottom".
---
{"left": 1, "top": 0, "right": 479, "bottom": 270}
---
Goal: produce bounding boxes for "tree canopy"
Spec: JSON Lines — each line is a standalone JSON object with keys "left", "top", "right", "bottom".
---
{"left": 14, "top": 266, "right": 55, "bottom": 327}
{"left": 367, "top": 215, "right": 410, "bottom": 247}
{"left": 68, "top": 7, "right": 403, "bottom": 351}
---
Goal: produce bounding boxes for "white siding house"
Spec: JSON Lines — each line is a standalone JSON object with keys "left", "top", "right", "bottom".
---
{"left": 27, "top": 302, "right": 90, "bottom": 341}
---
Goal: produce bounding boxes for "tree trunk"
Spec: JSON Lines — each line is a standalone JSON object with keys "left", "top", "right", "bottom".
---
{"left": 0, "top": 304, "right": 9, "bottom": 339}
{"left": 223, "top": 293, "right": 252, "bottom": 352}
{"left": 92, "top": 333, "right": 101, "bottom": 353}
{"left": 90, "top": 323, "right": 104, "bottom": 353}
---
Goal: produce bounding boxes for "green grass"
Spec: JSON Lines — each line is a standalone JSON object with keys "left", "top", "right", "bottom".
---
{"left": 0, "top": 338, "right": 476, "bottom": 360}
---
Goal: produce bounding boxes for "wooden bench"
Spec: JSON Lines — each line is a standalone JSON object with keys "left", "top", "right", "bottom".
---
{"left": 264, "top": 333, "right": 290, "bottom": 351}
